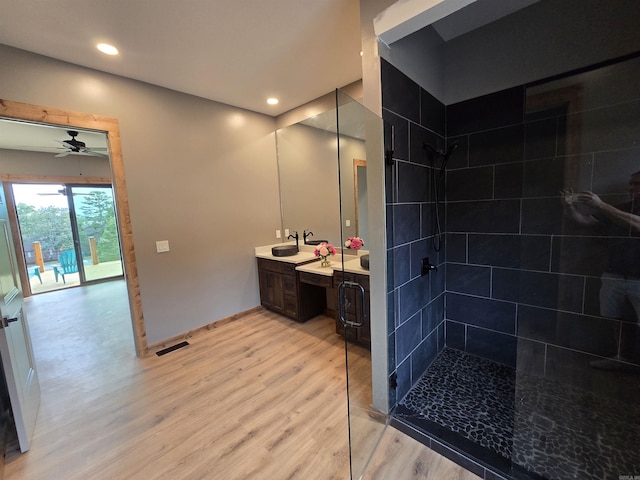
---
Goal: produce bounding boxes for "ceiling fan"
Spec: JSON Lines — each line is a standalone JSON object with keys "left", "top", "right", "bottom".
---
{"left": 55, "top": 130, "right": 108, "bottom": 158}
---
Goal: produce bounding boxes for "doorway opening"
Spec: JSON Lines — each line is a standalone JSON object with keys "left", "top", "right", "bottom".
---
{"left": 11, "top": 182, "right": 124, "bottom": 295}
{"left": 1, "top": 99, "right": 147, "bottom": 356}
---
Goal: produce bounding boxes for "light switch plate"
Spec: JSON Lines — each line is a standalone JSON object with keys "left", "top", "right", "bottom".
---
{"left": 345, "top": 219, "right": 351, "bottom": 227}
{"left": 156, "top": 240, "right": 170, "bottom": 253}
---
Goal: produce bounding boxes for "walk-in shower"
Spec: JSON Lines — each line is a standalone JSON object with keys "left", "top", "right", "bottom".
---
{"left": 383, "top": 52, "right": 640, "bottom": 480}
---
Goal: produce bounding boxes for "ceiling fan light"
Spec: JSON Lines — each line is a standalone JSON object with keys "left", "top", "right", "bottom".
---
{"left": 97, "top": 43, "right": 119, "bottom": 56}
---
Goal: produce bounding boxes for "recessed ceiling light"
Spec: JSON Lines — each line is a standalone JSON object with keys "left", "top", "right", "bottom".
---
{"left": 97, "top": 43, "right": 119, "bottom": 56}
{"left": 266, "top": 98, "right": 279, "bottom": 105}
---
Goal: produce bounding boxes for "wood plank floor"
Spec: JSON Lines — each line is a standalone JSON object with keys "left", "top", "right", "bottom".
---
{"left": 5, "top": 280, "right": 479, "bottom": 480}
{"left": 362, "top": 429, "right": 481, "bottom": 480}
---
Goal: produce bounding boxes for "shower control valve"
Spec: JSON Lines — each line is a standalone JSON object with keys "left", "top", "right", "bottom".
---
{"left": 421, "top": 258, "right": 437, "bottom": 276}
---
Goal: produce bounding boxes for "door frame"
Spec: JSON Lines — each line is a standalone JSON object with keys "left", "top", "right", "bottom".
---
{"left": 0, "top": 99, "right": 148, "bottom": 357}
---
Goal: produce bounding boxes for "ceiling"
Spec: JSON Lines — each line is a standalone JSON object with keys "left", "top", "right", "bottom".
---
{"left": 0, "top": 0, "right": 541, "bottom": 154}
{"left": 0, "top": 0, "right": 363, "bottom": 117}
{"left": 0, "top": 119, "right": 108, "bottom": 157}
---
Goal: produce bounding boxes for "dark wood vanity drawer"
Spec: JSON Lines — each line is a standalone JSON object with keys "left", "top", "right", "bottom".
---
{"left": 334, "top": 271, "right": 369, "bottom": 291}
{"left": 257, "top": 256, "right": 330, "bottom": 323}
{"left": 282, "top": 274, "right": 297, "bottom": 296}
{"left": 298, "top": 271, "right": 333, "bottom": 288}
{"left": 257, "top": 257, "right": 282, "bottom": 273}
{"left": 281, "top": 263, "right": 296, "bottom": 276}
{"left": 283, "top": 295, "right": 298, "bottom": 318}
{"left": 334, "top": 270, "right": 370, "bottom": 348}
{"left": 356, "top": 275, "right": 369, "bottom": 292}
{"left": 334, "top": 271, "right": 352, "bottom": 284}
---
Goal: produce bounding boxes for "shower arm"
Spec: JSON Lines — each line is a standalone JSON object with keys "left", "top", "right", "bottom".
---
{"left": 424, "top": 143, "right": 458, "bottom": 172}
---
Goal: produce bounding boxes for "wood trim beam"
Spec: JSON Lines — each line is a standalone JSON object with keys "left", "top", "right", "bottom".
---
{"left": 353, "top": 158, "right": 366, "bottom": 237}
{"left": 1, "top": 174, "right": 112, "bottom": 184}
{"left": 0, "top": 99, "right": 148, "bottom": 356}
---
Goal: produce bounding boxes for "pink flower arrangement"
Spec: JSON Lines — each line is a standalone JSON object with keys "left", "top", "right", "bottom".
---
{"left": 314, "top": 242, "right": 337, "bottom": 259}
{"left": 344, "top": 236, "right": 364, "bottom": 250}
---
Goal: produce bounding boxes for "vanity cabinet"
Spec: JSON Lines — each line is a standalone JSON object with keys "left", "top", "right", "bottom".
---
{"left": 257, "top": 257, "right": 325, "bottom": 322}
{"left": 334, "top": 271, "right": 370, "bottom": 347}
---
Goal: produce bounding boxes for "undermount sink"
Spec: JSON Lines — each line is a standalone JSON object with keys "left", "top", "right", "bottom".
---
{"left": 305, "top": 239, "right": 329, "bottom": 246}
{"left": 360, "top": 254, "right": 370, "bottom": 270}
{"left": 272, "top": 245, "right": 299, "bottom": 257}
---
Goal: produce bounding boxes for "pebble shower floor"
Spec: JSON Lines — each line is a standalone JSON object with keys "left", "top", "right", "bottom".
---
{"left": 396, "top": 348, "right": 640, "bottom": 480}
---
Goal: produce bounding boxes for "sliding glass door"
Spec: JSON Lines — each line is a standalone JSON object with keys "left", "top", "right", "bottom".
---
{"left": 67, "top": 185, "right": 123, "bottom": 282}
{"left": 12, "top": 183, "right": 123, "bottom": 294}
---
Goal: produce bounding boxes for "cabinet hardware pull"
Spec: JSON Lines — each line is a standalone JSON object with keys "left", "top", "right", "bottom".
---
{"left": 339, "top": 281, "right": 365, "bottom": 328}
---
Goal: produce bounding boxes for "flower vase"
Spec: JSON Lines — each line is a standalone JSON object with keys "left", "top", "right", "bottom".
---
{"left": 320, "top": 257, "right": 331, "bottom": 267}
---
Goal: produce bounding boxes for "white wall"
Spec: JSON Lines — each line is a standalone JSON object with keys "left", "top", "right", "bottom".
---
{"left": 276, "top": 122, "right": 366, "bottom": 246}
{"left": 0, "top": 45, "right": 282, "bottom": 345}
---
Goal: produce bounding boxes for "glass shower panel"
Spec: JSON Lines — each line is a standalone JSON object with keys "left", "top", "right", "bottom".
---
{"left": 513, "top": 55, "right": 640, "bottom": 480}
{"left": 335, "top": 88, "right": 386, "bottom": 479}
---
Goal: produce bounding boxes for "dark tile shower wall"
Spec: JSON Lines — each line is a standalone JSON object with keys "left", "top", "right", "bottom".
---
{"left": 382, "top": 59, "right": 447, "bottom": 404}
{"left": 445, "top": 69, "right": 640, "bottom": 389}
{"left": 383, "top": 55, "right": 640, "bottom": 406}
{"left": 445, "top": 86, "right": 526, "bottom": 368}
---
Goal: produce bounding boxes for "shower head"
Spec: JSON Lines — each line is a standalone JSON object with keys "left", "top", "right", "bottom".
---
{"left": 444, "top": 142, "right": 458, "bottom": 161}
{"left": 424, "top": 142, "right": 459, "bottom": 170}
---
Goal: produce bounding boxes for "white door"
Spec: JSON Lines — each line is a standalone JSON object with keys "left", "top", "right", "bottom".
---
{"left": 0, "top": 218, "right": 40, "bottom": 452}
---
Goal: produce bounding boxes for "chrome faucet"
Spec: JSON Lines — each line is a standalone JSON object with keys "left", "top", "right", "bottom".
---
{"left": 303, "top": 230, "right": 314, "bottom": 244}
{"left": 287, "top": 231, "right": 299, "bottom": 248}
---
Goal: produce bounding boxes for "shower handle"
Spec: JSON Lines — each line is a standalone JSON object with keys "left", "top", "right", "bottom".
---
{"left": 338, "top": 281, "right": 366, "bottom": 328}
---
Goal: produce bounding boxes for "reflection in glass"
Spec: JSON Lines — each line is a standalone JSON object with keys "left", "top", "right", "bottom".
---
{"left": 69, "top": 185, "right": 123, "bottom": 282}
{"left": 512, "top": 55, "right": 640, "bottom": 479}
{"left": 276, "top": 102, "right": 368, "bottom": 247}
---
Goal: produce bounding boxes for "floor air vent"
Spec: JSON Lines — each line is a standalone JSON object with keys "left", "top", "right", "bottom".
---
{"left": 155, "top": 341, "right": 189, "bottom": 356}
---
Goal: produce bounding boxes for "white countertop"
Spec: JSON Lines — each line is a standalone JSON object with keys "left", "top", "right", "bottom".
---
{"left": 255, "top": 242, "right": 370, "bottom": 275}
{"left": 295, "top": 255, "right": 369, "bottom": 276}
{"left": 255, "top": 242, "right": 318, "bottom": 264}
{"left": 339, "top": 256, "right": 370, "bottom": 276}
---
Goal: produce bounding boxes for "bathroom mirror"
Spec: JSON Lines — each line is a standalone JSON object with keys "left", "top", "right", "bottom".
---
{"left": 276, "top": 98, "right": 368, "bottom": 247}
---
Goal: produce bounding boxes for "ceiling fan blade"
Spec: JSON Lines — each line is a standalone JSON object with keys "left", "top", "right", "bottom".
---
{"left": 84, "top": 149, "right": 108, "bottom": 158}
{"left": 55, "top": 151, "right": 71, "bottom": 157}
{"left": 79, "top": 150, "right": 105, "bottom": 158}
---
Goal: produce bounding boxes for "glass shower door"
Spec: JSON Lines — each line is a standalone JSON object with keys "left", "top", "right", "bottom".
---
{"left": 335, "top": 89, "right": 387, "bottom": 479}
{"left": 509, "top": 53, "right": 640, "bottom": 480}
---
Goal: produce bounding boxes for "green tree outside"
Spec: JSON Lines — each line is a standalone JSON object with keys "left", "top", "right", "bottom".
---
{"left": 76, "top": 190, "right": 121, "bottom": 263}
{"left": 16, "top": 204, "right": 74, "bottom": 261}
{"left": 16, "top": 189, "right": 121, "bottom": 265}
